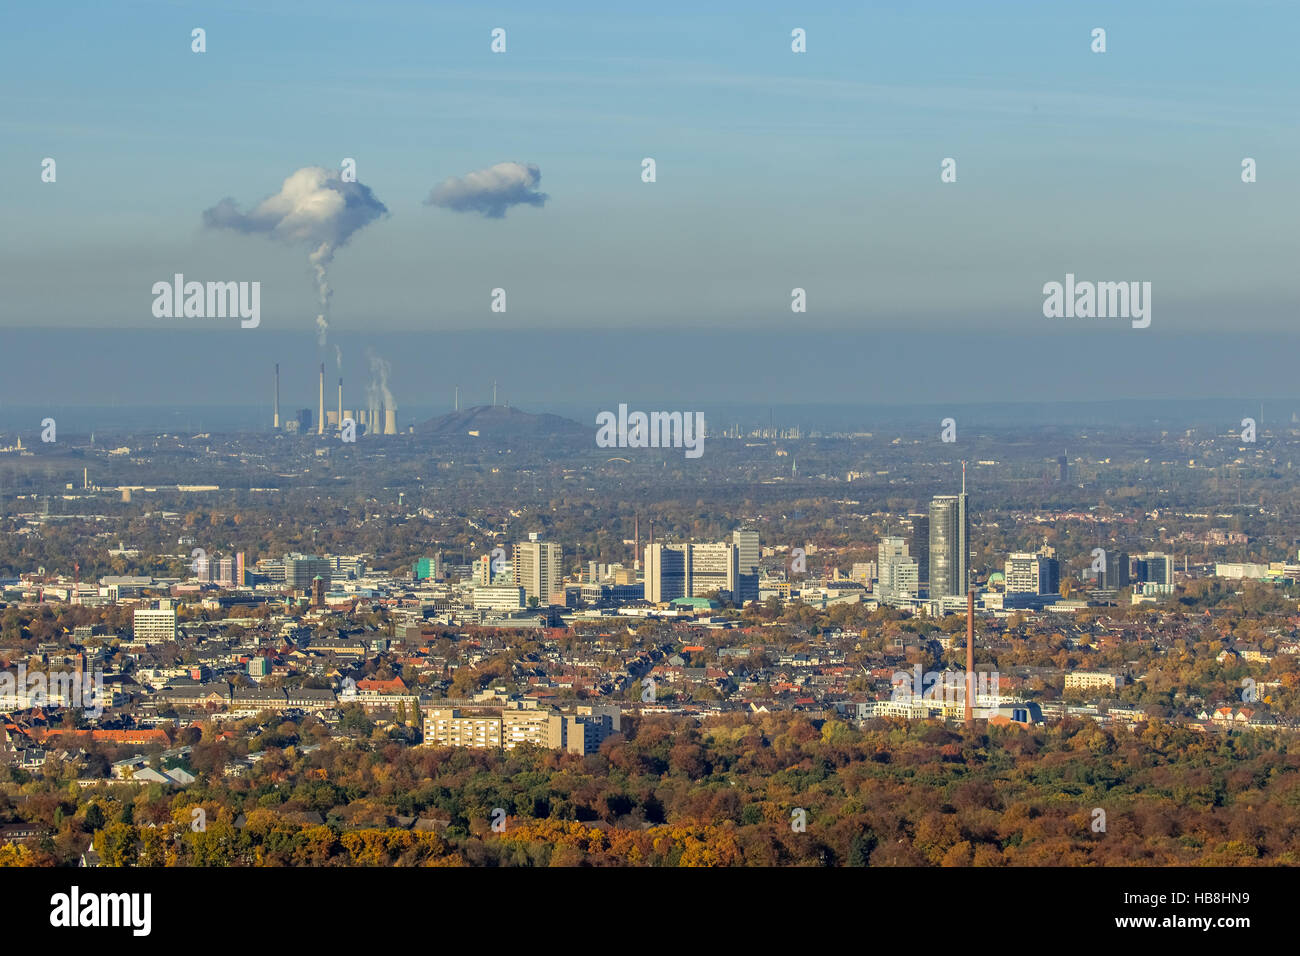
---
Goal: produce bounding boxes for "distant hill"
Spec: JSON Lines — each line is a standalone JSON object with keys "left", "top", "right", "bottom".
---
{"left": 415, "top": 405, "right": 589, "bottom": 444}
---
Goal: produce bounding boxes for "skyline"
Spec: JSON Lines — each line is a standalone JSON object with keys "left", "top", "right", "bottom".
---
{"left": 1, "top": 327, "right": 1299, "bottom": 411}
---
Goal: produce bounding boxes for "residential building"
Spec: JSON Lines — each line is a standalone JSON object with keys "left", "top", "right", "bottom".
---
{"left": 1064, "top": 671, "right": 1124, "bottom": 693}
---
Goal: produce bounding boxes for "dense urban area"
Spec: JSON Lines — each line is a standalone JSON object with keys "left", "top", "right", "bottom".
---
{"left": 2, "top": 403, "right": 1300, "bottom": 866}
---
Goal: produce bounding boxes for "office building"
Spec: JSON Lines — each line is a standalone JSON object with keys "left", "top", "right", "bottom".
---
{"left": 471, "top": 585, "right": 525, "bottom": 611}
{"left": 876, "top": 536, "right": 919, "bottom": 604}
{"left": 644, "top": 543, "right": 688, "bottom": 602}
{"left": 284, "top": 554, "right": 331, "bottom": 590}
{"left": 513, "top": 540, "right": 562, "bottom": 605}
{"left": 133, "top": 601, "right": 177, "bottom": 644}
{"left": 1135, "top": 552, "right": 1172, "bottom": 586}
{"left": 929, "top": 491, "right": 970, "bottom": 599}
{"left": 329, "top": 554, "right": 367, "bottom": 580}
{"left": 908, "top": 514, "right": 930, "bottom": 588}
{"left": 644, "top": 541, "right": 739, "bottom": 603}
{"left": 1097, "top": 549, "right": 1129, "bottom": 590}
{"left": 733, "top": 529, "right": 760, "bottom": 604}
{"left": 690, "top": 542, "right": 740, "bottom": 598}
{"left": 1004, "top": 552, "right": 1060, "bottom": 595}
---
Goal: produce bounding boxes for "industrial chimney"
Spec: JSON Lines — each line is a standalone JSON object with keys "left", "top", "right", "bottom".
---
{"left": 965, "top": 589, "right": 975, "bottom": 727}
{"left": 337, "top": 378, "right": 343, "bottom": 429}
{"left": 273, "top": 363, "right": 280, "bottom": 430}
{"left": 318, "top": 364, "right": 325, "bottom": 435}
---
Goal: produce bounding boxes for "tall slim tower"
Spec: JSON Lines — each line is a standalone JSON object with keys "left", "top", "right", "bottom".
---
{"left": 733, "top": 529, "right": 760, "bottom": 604}
{"left": 338, "top": 378, "right": 343, "bottom": 427}
{"left": 317, "top": 363, "right": 325, "bottom": 435}
{"left": 965, "top": 590, "right": 975, "bottom": 726}
{"left": 273, "top": 363, "right": 281, "bottom": 430}
{"left": 928, "top": 468, "right": 970, "bottom": 600}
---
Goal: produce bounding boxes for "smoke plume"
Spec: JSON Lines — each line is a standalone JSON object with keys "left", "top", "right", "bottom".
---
{"left": 366, "top": 348, "right": 394, "bottom": 424}
{"left": 203, "top": 166, "right": 387, "bottom": 345}
{"left": 424, "top": 161, "right": 548, "bottom": 218}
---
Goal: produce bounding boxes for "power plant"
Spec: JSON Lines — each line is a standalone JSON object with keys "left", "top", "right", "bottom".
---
{"left": 272, "top": 362, "right": 397, "bottom": 436}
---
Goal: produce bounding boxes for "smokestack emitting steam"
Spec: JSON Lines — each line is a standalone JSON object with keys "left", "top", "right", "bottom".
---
{"left": 365, "top": 350, "right": 395, "bottom": 436}
{"left": 318, "top": 363, "right": 325, "bottom": 435}
{"left": 965, "top": 590, "right": 975, "bottom": 727}
{"left": 273, "top": 363, "right": 280, "bottom": 429}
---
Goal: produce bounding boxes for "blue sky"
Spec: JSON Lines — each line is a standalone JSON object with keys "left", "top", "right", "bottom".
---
{"left": 3, "top": 0, "right": 1297, "bottom": 343}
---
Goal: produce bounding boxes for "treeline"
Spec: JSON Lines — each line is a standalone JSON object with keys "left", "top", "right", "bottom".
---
{"left": 4, "top": 711, "right": 1300, "bottom": 866}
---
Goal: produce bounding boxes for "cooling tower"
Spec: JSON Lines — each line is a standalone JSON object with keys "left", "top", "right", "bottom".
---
{"left": 384, "top": 408, "right": 397, "bottom": 435}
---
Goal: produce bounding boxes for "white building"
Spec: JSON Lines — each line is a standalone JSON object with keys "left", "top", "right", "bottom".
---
{"left": 513, "top": 540, "right": 562, "bottom": 605}
{"left": 133, "top": 601, "right": 177, "bottom": 644}
{"left": 876, "top": 536, "right": 919, "bottom": 605}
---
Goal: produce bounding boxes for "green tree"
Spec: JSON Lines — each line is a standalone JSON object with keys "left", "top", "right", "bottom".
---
{"left": 848, "top": 828, "right": 877, "bottom": 867}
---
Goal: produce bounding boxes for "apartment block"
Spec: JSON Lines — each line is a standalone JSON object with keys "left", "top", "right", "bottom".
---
{"left": 1064, "top": 671, "right": 1124, "bottom": 693}
{"left": 422, "top": 700, "right": 618, "bottom": 755}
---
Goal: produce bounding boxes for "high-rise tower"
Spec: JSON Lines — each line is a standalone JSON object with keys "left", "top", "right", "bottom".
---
{"left": 928, "top": 467, "right": 970, "bottom": 599}
{"left": 513, "top": 540, "right": 562, "bottom": 605}
{"left": 732, "top": 529, "right": 760, "bottom": 603}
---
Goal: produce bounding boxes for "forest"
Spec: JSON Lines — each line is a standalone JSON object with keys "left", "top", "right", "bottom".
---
{"left": 2, "top": 711, "right": 1295, "bottom": 866}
